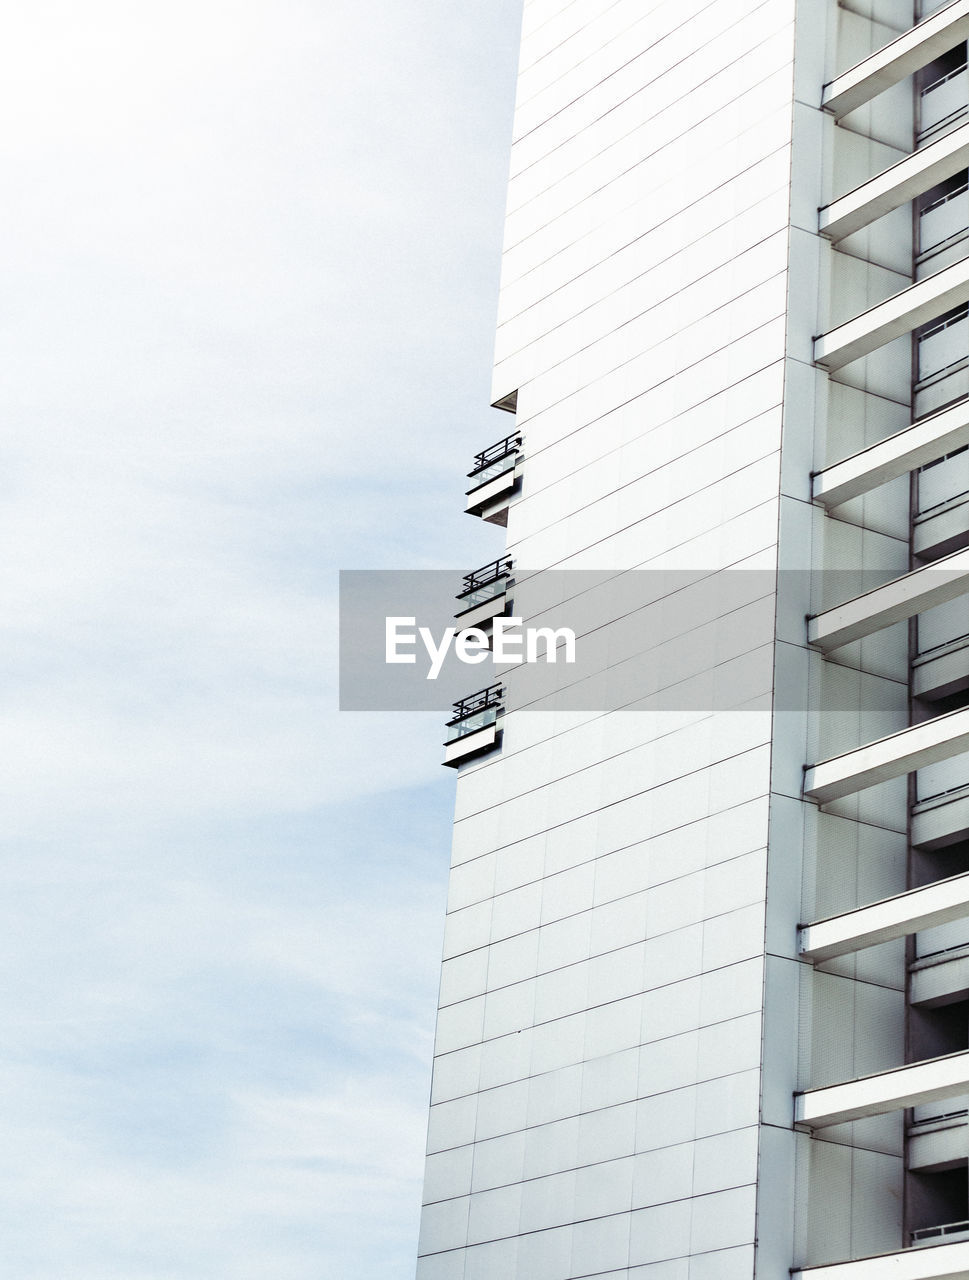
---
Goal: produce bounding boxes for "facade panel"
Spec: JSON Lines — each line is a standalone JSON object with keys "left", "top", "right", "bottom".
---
{"left": 419, "top": 0, "right": 969, "bottom": 1276}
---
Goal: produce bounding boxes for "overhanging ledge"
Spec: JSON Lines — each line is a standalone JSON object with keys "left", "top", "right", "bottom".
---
{"left": 820, "top": 121, "right": 969, "bottom": 242}
{"left": 813, "top": 398, "right": 969, "bottom": 507}
{"left": 796, "top": 1050, "right": 969, "bottom": 1129}
{"left": 815, "top": 256, "right": 969, "bottom": 372}
{"left": 804, "top": 707, "right": 969, "bottom": 803}
{"left": 799, "top": 871, "right": 969, "bottom": 962}
{"left": 822, "top": 0, "right": 969, "bottom": 118}
{"left": 808, "top": 547, "right": 969, "bottom": 651}
{"left": 792, "top": 1238, "right": 969, "bottom": 1280}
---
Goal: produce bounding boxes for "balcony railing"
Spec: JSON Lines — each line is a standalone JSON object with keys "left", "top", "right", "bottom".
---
{"left": 919, "top": 60, "right": 969, "bottom": 145}
{"left": 911, "top": 1106, "right": 969, "bottom": 1126}
{"left": 915, "top": 304, "right": 969, "bottom": 418}
{"left": 467, "top": 433, "right": 522, "bottom": 489}
{"left": 919, "top": 179, "right": 969, "bottom": 265}
{"left": 445, "top": 684, "right": 504, "bottom": 743}
{"left": 456, "top": 557, "right": 513, "bottom": 610}
{"left": 911, "top": 1219, "right": 969, "bottom": 1246}
{"left": 918, "top": 443, "right": 969, "bottom": 512}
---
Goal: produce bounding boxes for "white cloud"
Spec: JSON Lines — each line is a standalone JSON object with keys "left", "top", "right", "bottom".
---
{"left": 0, "top": 0, "right": 522, "bottom": 1273}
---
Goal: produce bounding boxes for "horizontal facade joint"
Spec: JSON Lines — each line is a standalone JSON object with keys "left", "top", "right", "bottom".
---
{"left": 822, "top": 0, "right": 969, "bottom": 118}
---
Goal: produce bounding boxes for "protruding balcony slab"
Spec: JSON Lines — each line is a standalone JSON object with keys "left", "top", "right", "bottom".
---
{"left": 815, "top": 257, "right": 969, "bottom": 372}
{"left": 808, "top": 547, "right": 969, "bottom": 651}
{"left": 822, "top": 0, "right": 969, "bottom": 118}
{"left": 442, "top": 722, "right": 499, "bottom": 767}
{"left": 804, "top": 707, "right": 969, "bottom": 804}
{"left": 798, "top": 871, "right": 969, "bottom": 962}
{"left": 821, "top": 121, "right": 969, "bottom": 242}
{"left": 795, "top": 1050, "right": 969, "bottom": 1129}
{"left": 792, "top": 1239, "right": 969, "bottom": 1279}
{"left": 813, "top": 399, "right": 969, "bottom": 507}
{"left": 454, "top": 557, "right": 513, "bottom": 631}
{"left": 442, "top": 684, "right": 504, "bottom": 768}
{"left": 465, "top": 433, "right": 522, "bottom": 526}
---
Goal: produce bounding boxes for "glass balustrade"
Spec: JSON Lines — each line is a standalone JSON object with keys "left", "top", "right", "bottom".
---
{"left": 456, "top": 558, "right": 513, "bottom": 611}
{"left": 467, "top": 433, "right": 521, "bottom": 491}
{"left": 444, "top": 684, "right": 504, "bottom": 742}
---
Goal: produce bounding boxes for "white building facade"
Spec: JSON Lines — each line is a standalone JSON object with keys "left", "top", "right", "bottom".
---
{"left": 419, "top": 1, "right": 969, "bottom": 1276}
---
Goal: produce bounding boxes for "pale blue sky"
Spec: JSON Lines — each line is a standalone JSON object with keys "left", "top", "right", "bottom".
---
{"left": 1, "top": 2, "right": 521, "bottom": 1274}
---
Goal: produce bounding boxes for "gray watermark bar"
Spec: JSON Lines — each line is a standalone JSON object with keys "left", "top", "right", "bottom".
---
{"left": 339, "top": 568, "right": 916, "bottom": 713}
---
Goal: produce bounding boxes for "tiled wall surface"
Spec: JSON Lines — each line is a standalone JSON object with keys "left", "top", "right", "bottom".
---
{"left": 420, "top": 0, "right": 969, "bottom": 1272}
{"left": 417, "top": 1, "right": 798, "bottom": 1276}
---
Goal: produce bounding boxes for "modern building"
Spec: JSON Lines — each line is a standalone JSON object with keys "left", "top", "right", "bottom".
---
{"left": 418, "top": 1, "right": 969, "bottom": 1276}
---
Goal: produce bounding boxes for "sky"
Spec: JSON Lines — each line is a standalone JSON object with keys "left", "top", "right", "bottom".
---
{"left": 0, "top": 2, "right": 522, "bottom": 1275}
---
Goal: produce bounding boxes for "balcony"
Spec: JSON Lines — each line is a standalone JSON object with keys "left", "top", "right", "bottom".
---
{"left": 807, "top": 546, "right": 969, "bottom": 652}
{"left": 465, "top": 433, "right": 522, "bottom": 525}
{"left": 795, "top": 1049, "right": 969, "bottom": 1129}
{"left": 442, "top": 683, "right": 503, "bottom": 768}
{"left": 813, "top": 397, "right": 969, "bottom": 508}
{"left": 821, "top": 125, "right": 969, "bottom": 245}
{"left": 915, "top": 306, "right": 969, "bottom": 420}
{"left": 792, "top": 1239, "right": 969, "bottom": 1279}
{"left": 913, "top": 775, "right": 969, "bottom": 850}
{"left": 912, "top": 1221, "right": 969, "bottom": 1248}
{"left": 814, "top": 256, "right": 969, "bottom": 374}
{"left": 909, "top": 1108, "right": 969, "bottom": 1172}
{"left": 804, "top": 706, "right": 969, "bottom": 804}
{"left": 798, "top": 870, "right": 969, "bottom": 962}
{"left": 919, "top": 176, "right": 969, "bottom": 277}
{"left": 454, "top": 557, "right": 513, "bottom": 630}
{"left": 914, "top": 593, "right": 969, "bottom": 698}
{"left": 915, "top": 438, "right": 969, "bottom": 557}
{"left": 920, "top": 58, "right": 969, "bottom": 146}
{"left": 911, "top": 937, "right": 969, "bottom": 1003}
{"left": 821, "top": 1, "right": 969, "bottom": 118}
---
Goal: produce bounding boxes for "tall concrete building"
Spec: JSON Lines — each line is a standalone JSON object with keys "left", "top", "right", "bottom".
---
{"left": 418, "top": 1, "right": 969, "bottom": 1276}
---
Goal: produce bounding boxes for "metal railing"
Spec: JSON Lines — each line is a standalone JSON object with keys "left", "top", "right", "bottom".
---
{"left": 917, "top": 627, "right": 969, "bottom": 657}
{"left": 467, "top": 433, "right": 522, "bottom": 486}
{"left": 919, "top": 61, "right": 969, "bottom": 144}
{"left": 445, "top": 684, "right": 504, "bottom": 742}
{"left": 456, "top": 557, "right": 513, "bottom": 608}
{"left": 911, "top": 1219, "right": 969, "bottom": 1245}
{"left": 919, "top": 302, "right": 969, "bottom": 348}
{"left": 915, "top": 777, "right": 969, "bottom": 805}
{"left": 918, "top": 179, "right": 969, "bottom": 261}
{"left": 917, "top": 441, "right": 969, "bottom": 512}
{"left": 910, "top": 1108, "right": 969, "bottom": 1127}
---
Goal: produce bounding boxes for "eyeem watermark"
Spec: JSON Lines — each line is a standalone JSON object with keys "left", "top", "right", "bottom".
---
{"left": 386, "top": 616, "right": 576, "bottom": 680}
